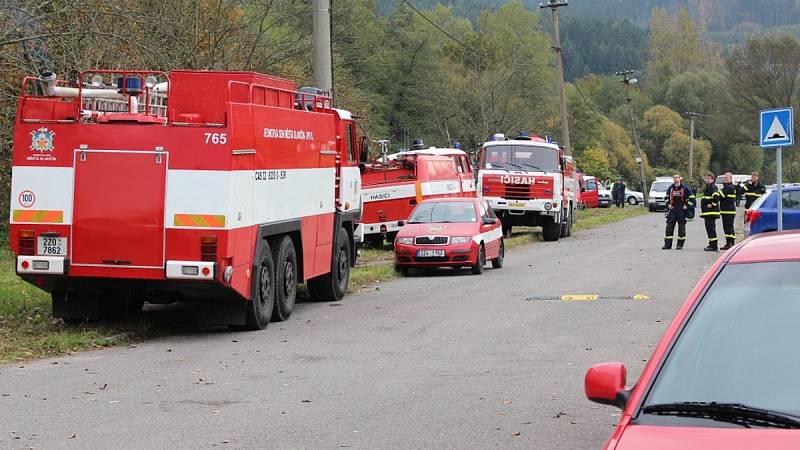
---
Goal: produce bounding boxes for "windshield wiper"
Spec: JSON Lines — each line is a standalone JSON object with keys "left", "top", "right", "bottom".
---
{"left": 518, "top": 162, "right": 543, "bottom": 171}
{"left": 641, "top": 402, "right": 800, "bottom": 429}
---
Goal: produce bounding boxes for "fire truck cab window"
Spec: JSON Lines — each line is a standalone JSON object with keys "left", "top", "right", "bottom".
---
{"left": 345, "top": 124, "right": 355, "bottom": 162}
{"left": 453, "top": 156, "right": 464, "bottom": 173}
{"left": 484, "top": 145, "right": 558, "bottom": 172}
{"left": 586, "top": 179, "right": 597, "bottom": 190}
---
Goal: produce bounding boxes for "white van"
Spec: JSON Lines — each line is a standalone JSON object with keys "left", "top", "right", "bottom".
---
{"left": 648, "top": 177, "right": 674, "bottom": 212}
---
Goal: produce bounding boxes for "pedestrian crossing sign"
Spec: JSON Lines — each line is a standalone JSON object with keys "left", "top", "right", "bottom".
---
{"left": 760, "top": 107, "right": 793, "bottom": 148}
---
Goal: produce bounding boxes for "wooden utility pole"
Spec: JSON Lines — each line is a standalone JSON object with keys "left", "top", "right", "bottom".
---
{"left": 684, "top": 112, "right": 699, "bottom": 182}
{"left": 541, "top": 1, "right": 571, "bottom": 155}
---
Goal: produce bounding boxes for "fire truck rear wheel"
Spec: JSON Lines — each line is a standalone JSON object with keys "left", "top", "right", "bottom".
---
{"left": 308, "top": 228, "right": 350, "bottom": 301}
{"left": 244, "top": 241, "right": 275, "bottom": 330}
{"left": 542, "top": 218, "right": 561, "bottom": 242}
{"left": 491, "top": 240, "right": 504, "bottom": 269}
{"left": 271, "top": 236, "right": 297, "bottom": 322}
{"left": 471, "top": 244, "right": 486, "bottom": 275}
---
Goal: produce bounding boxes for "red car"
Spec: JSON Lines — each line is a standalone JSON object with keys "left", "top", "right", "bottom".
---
{"left": 585, "top": 231, "right": 800, "bottom": 449}
{"left": 394, "top": 198, "right": 503, "bottom": 275}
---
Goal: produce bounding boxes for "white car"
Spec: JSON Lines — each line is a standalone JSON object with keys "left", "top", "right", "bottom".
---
{"left": 624, "top": 189, "right": 644, "bottom": 205}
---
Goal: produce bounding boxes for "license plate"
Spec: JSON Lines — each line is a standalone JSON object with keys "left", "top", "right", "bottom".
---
{"left": 38, "top": 237, "right": 67, "bottom": 256}
{"left": 416, "top": 249, "right": 445, "bottom": 258}
{"left": 509, "top": 202, "right": 525, "bottom": 208}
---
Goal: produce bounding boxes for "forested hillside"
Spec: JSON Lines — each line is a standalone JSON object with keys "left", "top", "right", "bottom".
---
{"left": 1, "top": 0, "right": 800, "bottom": 232}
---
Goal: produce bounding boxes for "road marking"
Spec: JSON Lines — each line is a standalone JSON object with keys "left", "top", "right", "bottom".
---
{"left": 632, "top": 294, "right": 650, "bottom": 300}
{"left": 561, "top": 294, "right": 598, "bottom": 301}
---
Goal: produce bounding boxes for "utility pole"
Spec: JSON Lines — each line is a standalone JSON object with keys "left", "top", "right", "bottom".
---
{"left": 684, "top": 112, "right": 700, "bottom": 182}
{"left": 540, "top": 0, "right": 571, "bottom": 155}
{"left": 312, "top": 0, "right": 333, "bottom": 94}
{"left": 616, "top": 69, "right": 649, "bottom": 208}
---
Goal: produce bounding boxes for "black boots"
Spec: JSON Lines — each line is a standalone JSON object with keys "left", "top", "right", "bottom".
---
{"left": 704, "top": 245, "right": 718, "bottom": 252}
{"left": 720, "top": 239, "right": 734, "bottom": 250}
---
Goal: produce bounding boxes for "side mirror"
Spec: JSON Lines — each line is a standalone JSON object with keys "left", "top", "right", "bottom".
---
{"left": 584, "top": 362, "right": 629, "bottom": 409}
{"left": 359, "top": 136, "right": 369, "bottom": 163}
{"left": 482, "top": 217, "right": 496, "bottom": 226}
{"left": 580, "top": 187, "right": 586, "bottom": 193}
{"left": 397, "top": 220, "right": 405, "bottom": 227}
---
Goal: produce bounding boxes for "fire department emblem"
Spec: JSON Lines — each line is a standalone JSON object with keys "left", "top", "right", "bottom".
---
{"left": 30, "top": 127, "right": 55, "bottom": 152}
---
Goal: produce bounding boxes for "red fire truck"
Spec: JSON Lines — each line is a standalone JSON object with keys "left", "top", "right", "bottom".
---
{"left": 477, "top": 133, "right": 578, "bottom": 241}
{"left": 357, "top": 147, "right": 474, "bottom": 247}
{"left": 9, "top": 69, "right": 364, "bottom": 330}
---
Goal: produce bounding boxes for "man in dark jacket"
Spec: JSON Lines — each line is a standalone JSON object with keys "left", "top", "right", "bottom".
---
{"left": 662, "top": 173, "right": 694, "bottom": 250}
{"left": 742, "top": 171, "right": 766, "bottom": 209}
{"left": 700, "top": 172, "right": 721, "bottom": 251}
{"left": 612, "top": 178, "right": 626, "bottom": 208}
{"left": 719, "top": 172, "right": 737, "bottom": 250}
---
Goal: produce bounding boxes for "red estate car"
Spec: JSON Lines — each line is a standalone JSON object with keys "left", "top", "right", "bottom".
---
{"left": 586, "top": 231, "right": 800, "bottom": 449}
{"left": 394, "top": 198, "right": 503, "bottom": 275}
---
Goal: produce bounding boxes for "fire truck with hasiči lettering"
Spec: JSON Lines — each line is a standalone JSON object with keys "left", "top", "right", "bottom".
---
{"left": 356, "top": 140, "right": 475, "bottom": 247}
{"left": 9, "top": 69, "right": 364, "bottom": 330}
{"left": 476, "top": 132, "right": 578, "bottom": 241}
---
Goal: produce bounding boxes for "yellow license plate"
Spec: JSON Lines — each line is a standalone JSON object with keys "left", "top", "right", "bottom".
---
{"left": 509, "top": 202, "right": 525, "bottom": 208}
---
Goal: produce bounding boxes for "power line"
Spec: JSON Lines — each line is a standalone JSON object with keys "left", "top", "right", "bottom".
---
{"left": 561, "top": 53, "right": 603, "bottom": 118}
{"left": 400, "top": 0, "right": 482, "bottom": 57}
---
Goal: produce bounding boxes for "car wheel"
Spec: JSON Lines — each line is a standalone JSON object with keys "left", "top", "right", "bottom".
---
{"left": 471, "top": 245, "right": 485, "bottom": 275}
{"left": 627, "top": 196, "right": 638, "bottom": 205}
{"left": 491, "top": 240, "right": 504, "bottom": 269}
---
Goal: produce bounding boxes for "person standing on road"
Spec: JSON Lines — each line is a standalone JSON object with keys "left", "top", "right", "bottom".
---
{"left": 720, "top": 172, "right": 737, "bottom": 250}
{"left": 612, "top": 178, "right": 626, "bottom": 208}
{"left": 700, "top": 173, "right": 721, "bottom": 251}
{"left": 662, "top": 173, "right": 694, "bottom": 250}
{"left": 743, "top": 171, "right": 766, "bottom": 209}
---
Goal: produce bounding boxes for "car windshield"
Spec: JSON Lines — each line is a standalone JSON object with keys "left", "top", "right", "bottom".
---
{"left": 483, "top": 144, "right": 558, "bottom": 172}
{"left": 641, "top": 261, "right": 800, "bottom": 417}
{"left": 650, "top": 181, "right": 671, "bottom": 192}
{"left": 586, "top": 179, "right": 597, "bottom": 190}
{"left": 408, "top": 201, "right": 477, "bottom": 224}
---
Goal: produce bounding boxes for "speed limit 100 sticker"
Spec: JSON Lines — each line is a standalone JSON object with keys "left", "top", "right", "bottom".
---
{"left": 18, "top": 190, "right": 36, "bottom": 208}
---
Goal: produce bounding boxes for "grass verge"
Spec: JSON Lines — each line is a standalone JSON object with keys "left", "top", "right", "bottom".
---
{"left": 0, "top": 206, "right": 646, "bottom": 363}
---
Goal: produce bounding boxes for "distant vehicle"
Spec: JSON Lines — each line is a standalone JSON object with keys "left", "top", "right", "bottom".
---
{"left": 597, "top": 183, "right": 613, "bottom": 208}
{"left": 393, "top": 198, "right": 503, "bottom": 275}
{"left": 579, "top": 175, "right": 599, "bottom": 208}
{"left": 477, "top": 132, "right": 579, "bottom": 240}
{"left": 585, "top": 231, "right": 800, "bottom": 449}
{"left": 647, "top": 177, "right": 674, "bottom": 212}
{"left": 624, "top": 189, "right": 644, "bottom": 205}
{"left": 715, "top": 173, "right": 750, "bottom": 191}
{"left": 744, "top": 184, "right": 800, "bottom": 236}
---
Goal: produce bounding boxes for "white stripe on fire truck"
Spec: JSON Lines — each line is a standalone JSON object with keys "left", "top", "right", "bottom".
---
{"left": 362, "top": 180, "right": 463, "bottom": 203}
{"left": 10, "top": 166, "right": 74, "bottom": 224}
{"left": 421, "top": 180, "right": 461, "bottom": 196}
{"left": 10, "top": 166, "right": 336, "bottom": 229}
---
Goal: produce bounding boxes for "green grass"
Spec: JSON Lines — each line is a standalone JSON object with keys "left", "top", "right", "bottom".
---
{"left": 0, "top": 207, "right": 646, "bottom": 363}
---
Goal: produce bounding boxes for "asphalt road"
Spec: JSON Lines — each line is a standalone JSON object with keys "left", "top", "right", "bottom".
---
{"left": 0, "top": 210, "right": 723, "bottom": 449}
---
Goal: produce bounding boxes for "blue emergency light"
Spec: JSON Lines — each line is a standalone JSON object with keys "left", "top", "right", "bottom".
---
{"left": 117, "top": 76, "right": 142, "bottom": 94}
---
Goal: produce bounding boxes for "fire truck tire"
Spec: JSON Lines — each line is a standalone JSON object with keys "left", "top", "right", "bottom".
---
{"left": 271, "top": 236, "right": 297, "bottom": 322}
{"left": 491, "top": 240, "right": 504, "bottom": 269}
{"left": 308, "top": 228, "right": 350, "bottom": 301}
{"left": 471, "top": 245, "right": 486, "bottom": 275}
{"left": 244, "top": 242, "right": 275, "bottom": 330}
{"left": 542, "top": 218, "right": 561, "bottom": 242}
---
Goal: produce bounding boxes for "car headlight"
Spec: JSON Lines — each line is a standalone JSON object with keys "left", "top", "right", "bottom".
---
{"left": 397, "top": 237, "right": 414, "bottom": 245}
{"left": 451, "top": 236, "right": 471, "bottom": 244}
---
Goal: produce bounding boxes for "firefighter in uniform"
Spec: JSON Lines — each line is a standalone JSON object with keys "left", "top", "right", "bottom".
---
{"left": 742, "top": 171, "right": 766, "bottom": 209}
{"left": 662, "top": 173, "right": 694, "bottom": 250}
{"left": 720, "top": 172, "right": 737, "bottom": 250}
{"left": 700, "top": 173, "right": 721, "bottom": 251}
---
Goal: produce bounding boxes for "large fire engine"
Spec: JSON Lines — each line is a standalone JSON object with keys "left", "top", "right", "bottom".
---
{"left": 9, "top": 69, "right": 363, "bottom": 330}
{"left": 357, "top": 145, "right": 475, "bottom": 246}
{"left": 477, "top": 133, "right": 578, "bottom": 241}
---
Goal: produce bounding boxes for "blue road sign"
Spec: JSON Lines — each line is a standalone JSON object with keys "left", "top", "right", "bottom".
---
{"left": 760, "top": 107, "right": 794, "bottom": 148}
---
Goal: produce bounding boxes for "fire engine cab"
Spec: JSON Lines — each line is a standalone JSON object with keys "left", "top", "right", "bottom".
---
{"left": 9, "top": 69, "right": 363, "bottom": 330}
{"left": 357, "top": 144, "right": 473, "bottom": 247}
{"left": 477, "top": 133, "right": 578, "bottom": 241}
